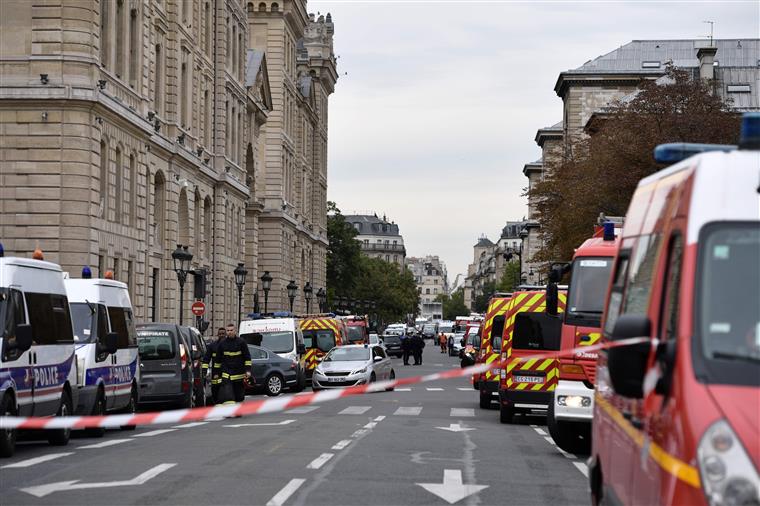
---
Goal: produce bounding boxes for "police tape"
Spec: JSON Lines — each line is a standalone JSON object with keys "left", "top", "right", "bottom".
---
{"left": 0, "top": 337, "right": 649, "bottom": 430}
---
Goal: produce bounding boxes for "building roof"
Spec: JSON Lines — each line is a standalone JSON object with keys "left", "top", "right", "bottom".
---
{"left": 501, "top": 221, "right": 527, "bottom": 239}
{"left": 535, "top": 120, "right": 564, "bottom": 147}
{"left": 475, "top": 237, "right": 494, "bottom": 248}
{"left": 522, "top": 157, "right": 543, "bottom": 176}
{"left": 344, "top": 214, "right": 401, "bottom": 237}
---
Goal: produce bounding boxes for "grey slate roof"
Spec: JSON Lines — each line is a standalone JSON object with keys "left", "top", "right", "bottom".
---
{"left": 475, "top": 237, "right": 494, "bottom": 248}
{"left": 523, "top": 158, "right": 543, "bottom": 176}
{"left": 344, "top": 214, "right": 401, "bottom": 236}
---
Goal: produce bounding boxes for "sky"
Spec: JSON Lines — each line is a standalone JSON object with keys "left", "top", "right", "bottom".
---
{"left": 313, "top": 0, "right": 759, "bottom": 283}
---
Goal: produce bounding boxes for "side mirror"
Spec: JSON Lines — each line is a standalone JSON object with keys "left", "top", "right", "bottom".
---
{"left": 104, "top": 332, "right": 119, "bottom": 355}
{"left": 607, "top": 314, "right": 651, "bottom": 398}
{"left": 297, "top": 343, "right": 306, "bottom": 355}
{"left": 14, "top": 324, "right": 34, "bottom": 353}
{"left": 373, "top": 355, "right": 383, "bottom": 362}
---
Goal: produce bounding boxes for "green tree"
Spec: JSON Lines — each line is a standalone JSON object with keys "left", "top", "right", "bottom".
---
{"left": 326, "top": 201, "right": 362, "bottom": 300}
{"left": 496, "top": 261, "right": 522, "bottom": 292}
{"left": 472, "top": 281, "right": 496, "bottom": 314}
{"left": 351, "top": 256, "right": 420, "bottom": 326}
{"left": 435, "top": 288, "right": 470, "bottom": 320}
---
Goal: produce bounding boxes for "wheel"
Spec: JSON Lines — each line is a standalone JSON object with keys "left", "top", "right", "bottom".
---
{"left": 0, "top": 394, "right": 17, "bottom": 458}
{"left": 292, "top": 370, "right": 305, "bottom": 393}
{"left": 84, "top": 389, "right": 106, "bottom": 438}
{"left": 195, "top": 383, "right": 206, "bottom": 408}
{"left": 47, "top": 390, "right": 72, "bottom": 446}
{"left": 265, "top": 373, "right": 284, "bottom": 396}
{"left": 547, "top": 401, "right": 591, "bottom": 455}
{"left": 181, "top": 388, "right": 196, "bottom": 409}
{"left": 370, "top": 372, "right": 376, "bottom": 383}
{"left": 479, "top": 386, "right": 492, "bottom": 410}
{"left": 385, "top": 370, "right": 395, "bottom": 392}
{"left": 499, "top": 401, "right": 515, "bottom": 424}
{"left": 120, "top": 386, "right": 137, "bottom": 431}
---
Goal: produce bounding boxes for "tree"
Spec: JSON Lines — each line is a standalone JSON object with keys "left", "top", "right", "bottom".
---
{"left": 435, "top": 288, "right": 470, "bottom": 320}
{"left": 496, "top": 261, "right": 521, "bottom": 293}
{"left": 529, "top": 65, "right": 742, "bottom": 262}
{"left": 472, "top": 281, "right": 496, "bottom": 314}
{"left": 326, "top": 201, "right": 362, "bottom": 299}
{"left": 351, "top": 256, "right": 420, "bottom": 326}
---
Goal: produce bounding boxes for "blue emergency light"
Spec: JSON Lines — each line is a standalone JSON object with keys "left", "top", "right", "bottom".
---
{"left": 654, "top": 143, "right": 736, "bottom": 164}
{"left": 739, "top": 112, "right": 760, "bottom": 150}
{"left": 0, "top": 243, "right": 4, "bottom": 258}
{"left": 82, "top": 266, "right": 92, "bottom": 279}
{"left": 603, "top": 222, "right": 615, "bottom": 241}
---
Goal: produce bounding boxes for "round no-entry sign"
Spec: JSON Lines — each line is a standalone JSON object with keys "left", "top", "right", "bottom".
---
{"left": 191, "top": 301, "right": 205, "bottom": 316}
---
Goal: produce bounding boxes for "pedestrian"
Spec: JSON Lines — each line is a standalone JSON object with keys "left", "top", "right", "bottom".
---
{"left": 439, "top": 332, "right": 447, "bottom": 353}
{"left": 447, "top": 334, "right": 454, "bottom": 356}
{"left": 202, "top": 327, "right": 227, "bottom": 404}
{"left": 411, "top": 333, "right": 425, "bottom": 365}
{"left": 401, "top": 334, "right": 411, "bottom": 366}
{"left": 213, "top": 323, "right": 252, "bottom": 404}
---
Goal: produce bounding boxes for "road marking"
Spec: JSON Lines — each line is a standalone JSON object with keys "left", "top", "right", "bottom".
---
{"left": 172, "top": 422, "right": 209, "bottom": 428}
{"left": 457, "top": 387, "right": 472, "bottom": 391}
{"left": 363, "top": 422, "right": 377, "bottom": 429}
{"left": 573, "top": 461, "right": 589, "bottom": 477}
{"left": 534, "top": 427, "right": 548, "bottom": 436}
{"left": 224, "top": 419, "right": 296, "bottom": 428}
{"left": 373, "top": 416, "right": 386, "bottom": 422}
{"left": 394, "top": 406, "right": 422, "bottom": 416}
{"left": 266, "top": 478, "right": 306, "bottom": 506}
{"left": 426, "top": 388, "right": 444, "bottom": 391}
{"left": 332, "top": 440, "right": 352, "bottom": 450}
{"left": 450, "top": 408, "right": 475, "bottom": 417}
{"left": 306, "top": 453, "right": 334, "bottom": 470}
{"left": 352, "top": 429, "right": 369, "bottom": 438}
{"left": 295, "top": 392, "right": 312, "bottom": 396}
{"left": 339, "top": 406, "right": 371, "bottom": 415}
{"left": 133, "top": 429, "right": 177, "bottom": 437}
{"left": 2, "top": 452, "right": 74, "bottom": 469}
{"left": 286, "top": 406, "right": 319, "bottom": 414}
{"left": 395, "top": 388, "right": 412, "bottom": 391}
{"left": 436, "top": 423, "right": 475, "bottom": 432}
{"left": 416, "top": 469, "right": 488, "bottom": 504}
{"left": 20, "top": 463, "right": 177, "bottom": 498}
{"left": 78, "top": 439, "right": 133, "bottom": 449}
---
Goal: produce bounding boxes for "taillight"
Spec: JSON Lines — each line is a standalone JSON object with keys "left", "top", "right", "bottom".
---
{"left": 560, "top": 364, "right": 584, "bottom": 375}
{"left": 180, "top": 344, "right": 188, "bottom": 370}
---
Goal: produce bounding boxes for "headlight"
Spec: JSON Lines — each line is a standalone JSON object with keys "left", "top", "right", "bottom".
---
{"left": 352, "top": 367, "right": 367, "bottom": 375}
{"left": 314, "top": 367, "right": 323, "bottom": 375}
{"left": 557, "top": 395, "right": 592, "bottom": 408}
{"left": 698, "top": 419, "right": 760, "bottom": 506}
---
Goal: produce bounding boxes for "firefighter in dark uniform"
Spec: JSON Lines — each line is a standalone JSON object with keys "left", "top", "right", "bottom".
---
{"left": 202, "top": 327, "right": 226, "bottom": 404}
{"left": 213, "top": 323, "right": 252, "bottom": 404}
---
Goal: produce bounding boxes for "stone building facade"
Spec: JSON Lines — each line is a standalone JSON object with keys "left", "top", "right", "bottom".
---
{"left": 343, "top": 214, "right": 406, "bottom": 267}
{"left": 406, "top": 255, "right": 447, "bottom": 319}
{"left": 0, "top": 0, "right": 336, "bottom": 328}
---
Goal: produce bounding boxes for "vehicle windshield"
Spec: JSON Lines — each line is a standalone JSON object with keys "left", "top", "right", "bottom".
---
{"left": 0, "top": 287, "right": 22, "bottom": 341}
{"left": 302, "top": 329, "right": 336, "bottom": 353}
{"left": 567, "top": 257, "right": 613, "bottom": 319}
{"left": 70, "top": 302, "right": 96, "bottom": 343}
{"left": 438, "top": 323, "right": 453, "bottom": 333}
{"left": 346, "top": 325, "right": 365, "bottom": 343}
{"left": 324, "top": 347, "right": 370, "bottom": 362}
{"left": 699, "top": 225, "right": 760, "bottom": 366}
{"left": 241, "top": 331, "right": 294, "bottom": 353}
{"left": 137, "top": 331, "right": 176, "bottom": 359}
{"left": 382, "top": 335, "right": 400, "bottom": 344}
{"left": 513, "top": 313, "right": 562, "bottom": 351}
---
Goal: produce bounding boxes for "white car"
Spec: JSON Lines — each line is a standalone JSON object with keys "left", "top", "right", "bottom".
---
{"left": 312, "top": 345, "right": 395, "bottom": 391}
{"left": 451, "top": 332, "right": 466, "bottom": 356}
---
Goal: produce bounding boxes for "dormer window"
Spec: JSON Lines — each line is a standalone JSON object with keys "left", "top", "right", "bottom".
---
{"left": 641, "top": 61, "right": 660, "bottom": 69}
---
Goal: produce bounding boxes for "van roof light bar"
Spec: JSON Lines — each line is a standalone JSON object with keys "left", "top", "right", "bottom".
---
{"left": 654, "top": 142, "right": 736, "bottom": 164}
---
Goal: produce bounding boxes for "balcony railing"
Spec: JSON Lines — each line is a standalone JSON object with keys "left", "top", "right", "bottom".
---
{"left": 361, "top": 243, "right": 406, "bottom": 253}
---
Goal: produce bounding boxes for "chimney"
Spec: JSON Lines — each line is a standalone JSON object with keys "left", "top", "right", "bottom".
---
{"left": 697, "top": 46, "right": 718, "bottom": 81}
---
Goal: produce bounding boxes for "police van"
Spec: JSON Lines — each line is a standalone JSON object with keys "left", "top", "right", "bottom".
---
{"left": 239, "top": 313, "right": 306, "bottom": 392}
{"left": 0, "top": 246, "right": 78, "bottom": 457}
{"left": 65, "top": 268, "right": 139, "bottom": 435}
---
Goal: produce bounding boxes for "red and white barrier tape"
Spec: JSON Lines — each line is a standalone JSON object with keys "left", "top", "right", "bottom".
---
{"left": 0, "top": 337, "right": 648, "bottom": 430}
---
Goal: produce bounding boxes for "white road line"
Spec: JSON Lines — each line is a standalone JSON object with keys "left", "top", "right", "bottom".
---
{"left": 373, "top": 416, "right": 386, "bottom": 422}
{"left": 78, "top": 439, "right": 133, "bottom": 449}
{"left": 426, "top": 388, "right": 444, "bottom": 391}
{"left": 331, "top": 440, "right": 352, "bottom": 450}
{"left": 394, "top": 406, "right": 422, "bottom": 416}
{"left": 133, "top": 429, "right": 177, "bottom": 437}
{"left": 363, "top": 422, "right": 377, "bottom": 429}
{"left": 338, "top": 406, "right": 371, "bottom": 415}
{"left": 395, "top": 388, "right": 412, "bottom": 392}
{"left": 352, "top": 429, "right": 369, "bottom": 438}
{"left": 534, "top": 427, "right": 548, "bottom": 436}
{"left": 286, "top": 406, "right": 319, "bottom": 414}
{"left": 573, "top": 462, "right": 589, "bottom": 477}
{"left": 172, "top": 422, "right": 209, "bottom": 428}
{"left": 266, "top": 478, "right": 306, "bottom": 506}
{"left": 450, "top": 408, "right": 475, "bottom": 417}
{"left": 306, "top": 453, "right": 334, "bottom": 470}
{"left": 2, "top": 452, "right": 74, "bottom": 469}
{"left": 457, "top": 387, "right": 472, "bottom": 391}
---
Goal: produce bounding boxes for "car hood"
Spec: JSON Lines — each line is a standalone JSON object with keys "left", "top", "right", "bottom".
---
{"left": 706, "top": 384, "right": 760, "bottom": 469}
{"left": 318, "top": 360, "right": 368, "bottom": 372}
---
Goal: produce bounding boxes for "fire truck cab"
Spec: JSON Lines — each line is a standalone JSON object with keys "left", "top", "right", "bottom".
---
{"left": 590, "top": 114, "right": 760, "bottom": 506}
{"left": 343, "top": 315, "right": 369, "bottom": 345}
{"left": 299, "top": 314, "right": 347, "bottom": 381}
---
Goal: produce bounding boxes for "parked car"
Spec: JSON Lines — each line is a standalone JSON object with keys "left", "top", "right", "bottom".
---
{"left": 135, "top": 323, "right": 196, "bottom": 409}
{"left": 245, "top": 344, "right": 299, "bottom": 396}
{"left": 381, "top": 334, "right": 403, "bottom": 358}
{"left": 451, "top": 332, "right": 465, "bottom": 356}
{"left": 180, "top": 326, "right": 209, "bottom": 406}
{"left": 312, "top": 345, "right": 395, "bottom": 391}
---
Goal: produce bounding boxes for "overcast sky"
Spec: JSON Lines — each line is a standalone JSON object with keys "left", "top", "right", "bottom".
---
{"left": 314, "top": 0, "right": 759, "bottom": 283}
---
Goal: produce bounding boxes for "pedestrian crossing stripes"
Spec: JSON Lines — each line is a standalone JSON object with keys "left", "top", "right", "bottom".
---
{"left": 133, "top": 429, "right": 177, "bottom": 437}
{"left": 286, "top": 406, "right": 320, "bottom": 414}
{"left": 449, "top": 408, "right": 475, "bottom": 417}
{"left": 338, "top": 406, "right": 371, "bottom": 415}
{"left": 78, "top": 439, "right": 133, "bottom": 449}
{"left": 426, "top": 388, "right": 444, "bottom": 391}
{"left": 394, "top": 407, "right": 423, "bottom": 416}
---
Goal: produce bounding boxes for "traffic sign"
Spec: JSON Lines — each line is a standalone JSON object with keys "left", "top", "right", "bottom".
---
{"left": 191, "top": 301, "right": 205, "bottom": 316}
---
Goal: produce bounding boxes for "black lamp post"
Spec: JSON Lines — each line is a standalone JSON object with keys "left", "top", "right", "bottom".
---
{"left": 234, "top": 262, "right": 247, "bottom": 328}
{"left": 171, "top": 244, "right": 193, "bottom": 325}
{"left": 260, "top": 271, "right": 272, "bottom": 313}
{"left": 316, "top": 288, "right": 326, "bottom": 312}
{"left": 303, "top": 282, "right": 313, "bottom": 314}
{"left": 287, "top": 280, "right": 298, "bottom": 313}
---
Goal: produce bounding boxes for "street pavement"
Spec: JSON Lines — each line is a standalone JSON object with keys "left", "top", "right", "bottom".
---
{"left": 0, "top": 343, "right": 589, "bottom": 505}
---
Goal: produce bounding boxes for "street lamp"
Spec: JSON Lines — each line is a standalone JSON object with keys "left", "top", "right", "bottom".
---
{"left": 171, "top": 244, "right": 193, "bottom": 325}
{"left": 303, "top": 282, "right": 313, "bottom": 314}
{"left": 286, "top": 280, "right": 298, "bottom": 313}
{"left": 260, "top": 271, "right": 272, "bottom": 313}
{"left": 234, "top": 262, "right": 247, "bottom": 328}
{"left": 316, "top": 288, "right": 326, "bottom": 312}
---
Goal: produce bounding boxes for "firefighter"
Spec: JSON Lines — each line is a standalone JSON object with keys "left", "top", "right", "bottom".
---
{"left": 202, "top": 327, "right": 226, "bottom": 404}
{"left": 213, "top": 323, "right": 252, "bottom": 404}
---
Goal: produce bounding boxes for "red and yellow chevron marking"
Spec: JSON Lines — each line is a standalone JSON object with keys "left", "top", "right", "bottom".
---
{"left": 502, "top": 291, "right": 567, "bottom": 359}
{"left": 578, "top": 331, "right": 602, "bottom": 346}
{"left": 478, "top": 297, "right": 512, "bottom": 383}
{"left": 504, "top": 356, "right": 559, "bottom": 392}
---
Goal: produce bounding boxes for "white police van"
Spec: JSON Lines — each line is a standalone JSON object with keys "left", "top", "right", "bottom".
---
{"left": 0, "top": 246, "right": 79, "bottom": 457}
{"left": 65, "top": 268, "right": 139, "bottom": 435}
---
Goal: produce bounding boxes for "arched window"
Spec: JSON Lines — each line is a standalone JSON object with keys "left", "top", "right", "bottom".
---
{"left": 258, "top": 2, "right": 267, "bottom": 12}
{"left": 114, "top": 145, "right": 122, "bottom": 222}
{"left": 271, "top": 3, "right": 279, "bottom": 12}
{"left": 100, "top": 0, "right": 110, "bottom": 68}
{"left": 99, "top": 138, "right": 108, "bottom": 217}
{"left": 154, "top": 171, "right": 166, "bottom": 248}
{"left": 178, "top": 188, "right": 189, "bottom": 246}
{"left": 203, "top": 196, "right": 212, "bottom": 258}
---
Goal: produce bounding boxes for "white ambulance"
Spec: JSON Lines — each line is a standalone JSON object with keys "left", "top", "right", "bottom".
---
{"left": 0, "top": 247, "right": 79, "bottom": 457}
{"left": 65, "top": 268, "right": 139, "bottom": 435}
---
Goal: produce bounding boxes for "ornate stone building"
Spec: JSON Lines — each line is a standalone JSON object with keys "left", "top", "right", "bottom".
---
{"left": 343, "top": 214, "right": 406, "bottom": 267}
{"left": 0, "top": 0, "right": 336, "bottom": 327}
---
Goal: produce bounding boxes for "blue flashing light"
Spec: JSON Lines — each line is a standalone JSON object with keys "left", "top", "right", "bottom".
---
{"left": 602, "top": 222, "right": 615, "bottom": 241}
{"left": 654, "top": 143, "right": 736, "bottom": 164}
{"left": 739, "top": 112, "right": 760, "bottom": 150}
{"left": 82, "top": 266, "right": 92, "bottom": 279}
{"left": 0, "top": 243, "right": 4, "bottom": 258}
{"left": 272, "top": 311, "right": 292, "bottom": 318}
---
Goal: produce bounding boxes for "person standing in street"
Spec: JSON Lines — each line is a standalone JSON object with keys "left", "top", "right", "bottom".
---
{"left": 447, "top": 334, "right": 454, "bottom": 356}
{"left": 411, "top": 333, "right": 425, "bottom": 365}
{"left": 401, "top": 334, "right": 411, "bottom": 366}
{"left": 202, "top": 327, "right": 227, "bottom": 404}
{"left": 439, "top": 332, "right": 447, "bottom": 353}
{"left": 213, "top": 323, "right": 252, "bottom": 404}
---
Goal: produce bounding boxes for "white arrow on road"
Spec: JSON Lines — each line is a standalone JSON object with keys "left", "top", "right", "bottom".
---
{"left": 20, "top": 463, "right": 177, "bottom": 498}
{"left": 417, "top": 469, "right": 488, "bottom": 504}
{"left": 436, "top": 423, "right": 475, "bottom": 433}
{"left": 224, "top": 419, "right": 296, "bottom": 428}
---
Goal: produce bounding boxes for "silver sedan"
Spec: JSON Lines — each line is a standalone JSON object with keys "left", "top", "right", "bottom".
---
{"left": 312, "top": 345, "right": 395, "bottom": 391}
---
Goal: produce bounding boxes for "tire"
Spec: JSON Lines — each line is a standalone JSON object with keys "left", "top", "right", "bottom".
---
{"left": 293, "top": 370, "right": 305, "bottom": 393}
{"left": 47, "top": 390, "right": 72, "bottom": 446}
{"left": 385, "top": 370, "right": 396, "bottom": 392}
{"left": 120, "top": 386, "right": 137, "bottom": 431}
{"left": 499, "top": 401, "right": 514, "bottom": 424}
{"left": 547, "top": 402, "right": 591, "bottom": 455}
{"left": 182, "top": 389, "right": 196, "bottom": 409}
{"left": 479, "top": 385, "right": 492, "bottom": 410}
{"left": 265, "top": 373, "right": 284, "bottom": 397}
{"left": 84, "top": 389, "right": 106, "bottom": 438}
{"left": 195, "top": 383, "right": 206, "bottom": 408}
{"left": 370, "top": 372, "right": 376, "bottom": 383}
{"left": 0, "top": 394, "right": 17, "bottom": 458}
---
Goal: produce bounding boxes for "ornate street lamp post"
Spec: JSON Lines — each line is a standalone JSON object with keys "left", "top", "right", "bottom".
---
{"left": 234, "top": 262, "right": 247, "bottom": 328}
{"left": 260, "top": 271, "right": 273, "bottom": 313}
{"left": 171, "top": 244, "right": 193, "bottom": 325}
{"left": 287, "top": 280, "right": 298, "bottom": 313}
{"left": 303, "top": 282, "right": 313, "bottom": 314}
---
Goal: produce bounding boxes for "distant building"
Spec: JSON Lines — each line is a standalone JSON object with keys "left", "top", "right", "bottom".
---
{"left": 343, "top": 214, "right": 406, "bottom": 267}
{"left": 407, "top": 256, "right": 448, "bottom": 320}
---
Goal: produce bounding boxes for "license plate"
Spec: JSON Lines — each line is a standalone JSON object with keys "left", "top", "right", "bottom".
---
{"left": 327, "top": 376, "right": 345, "bottom": 382}
{"left": 513, "top": 375, "right": 543, "bottom": 384}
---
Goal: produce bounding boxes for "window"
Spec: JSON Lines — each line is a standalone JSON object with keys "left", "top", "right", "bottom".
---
{"left": 180, "top": 48, "right": 190, "bottom": 128}
{"left": 128, "top": 153, "right": 137, "bottom": 226}
{"left": 204, "top": 3, "right": 212, "bottom": 57}
{"left": 425, "top": 288, "right": 430, "bottom": 294}
{"left": 603, "top": 253, "right": 631, "bottom": 335}
{"left": 372, "top": 346, "right": 386, "bottom": 359}
{"left": 194, "top": 191, "right": 202, "bottom": 254}
{"left": 114, "top": 146, "right": 122, "bottom": 222}
{"left": 154, "top": 171, "right": 166, "bottom": 247}
{"left": 512, "top": 313, "right": 561, "bottom": 351}
{"left": 727, "top": 84, "right": 751, "bottom": 93}
{"left": 491, "top": 314, "right": 506, "bottom": 352}
{"left": 248, "top": 346, "right": 268, "bottom": 360}
{"left": 623, "top": 234, "right": 661, "bottom": 316}
{"left": 25, "top": 293, "right": 74, "bottom": 344}
{"left": 641, "top": 61, "right": 660, "bottom": 68}
{"left": 115, "top": 0, "right": 127, "bottom": 79}
{"left": 154, "top": 41, "right": 164, "bottom": 116}
{"left": 108, "top": 307, "right": 137, "bottom": 348}
{"left": 204, "top": 88, "right": 211, "bottom": 147}
{"left": 150, "top": 268, "right": 159, "bottom": 321}
{"left": 203, "top": 196, "right": 212, "bottom": 258}
{"left": 178, "top": 189, "right": 189, "bottom": 246}
{"left": 660, "top": 235, "right": 683, "bottom": 344}
{"left": 99, "top": 138, "right": 108, "bottom": 215}
{"left": 1, "top": 288, "right": 26, "bottom": 361}
{"left": 100, "top": 0, "right": 110, "bottom": 68}
{"left": 129, "top": 8, "right": 139, "bottom": 88}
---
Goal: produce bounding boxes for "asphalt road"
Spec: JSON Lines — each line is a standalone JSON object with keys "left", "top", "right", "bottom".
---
{"left": 0, "top": 343, "right": 590, "bottom": 506}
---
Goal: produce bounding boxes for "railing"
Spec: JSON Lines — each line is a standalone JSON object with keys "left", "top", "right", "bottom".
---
{"left": 361, "top": 243, "right": 406, "bottom": 252}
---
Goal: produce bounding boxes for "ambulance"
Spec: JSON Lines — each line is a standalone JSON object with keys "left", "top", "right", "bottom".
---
{"left": 239, "top": 313, "right": 307, "bottom": 391}
{"left": 65, "top": 268, "right": 139, "bottom": 435}
{"left": 0, "top": 246, "right": 79, "bottom": 457}
{"left": 547, "top": 223, "right": 619, "bottom": 454}
{"left": 474, "top": 293, "right": 512, "bottom": 408}
{"left": 498, "top": 289, "right": 567, "bottom": 424}
{"left": 589, "top": 113, "right": 760, "bottom": 506}
{"left": 299, "top": 314, "right": 347, "bottom": 381}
